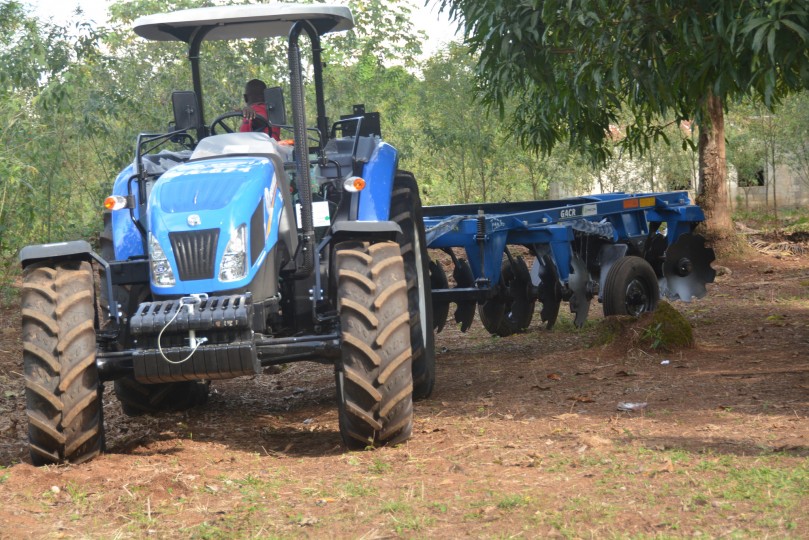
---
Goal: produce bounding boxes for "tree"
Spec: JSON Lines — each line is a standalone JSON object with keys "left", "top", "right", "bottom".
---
{"left": 0, "top": 1, "right": 105, "bottom": 260}
{"left": 777, "top": 91, "right": 809, "bottom": 194}
{"left": 438, "top": 0, "right": 809, "bottom": 245}
{"left": 417, "top": 43, "right": 501, "bottom": 203}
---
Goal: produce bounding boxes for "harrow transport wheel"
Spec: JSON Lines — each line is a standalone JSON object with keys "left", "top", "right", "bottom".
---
{"left": 22, "top": 261, "right": 104, "bottom": 465}
{"left": 114, "top": 378, "right": 210, "bottom": 416}
{"left": 335, "top": 241, "right": 414, "bottom": 450}
{"left": 391, "top": 173, "right": 435, "bottom": 400}
{"left": 479, "top": 257, "right": 535, "bottom": 337}
{"left": 603, "top": 256, "right": 660, "bottom": 317}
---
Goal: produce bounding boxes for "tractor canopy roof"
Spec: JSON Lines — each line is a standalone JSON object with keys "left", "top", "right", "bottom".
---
{"left": 132, "top": 3, "right": 354, "bottom": 42}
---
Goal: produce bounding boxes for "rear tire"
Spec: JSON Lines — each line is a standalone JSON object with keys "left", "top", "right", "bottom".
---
{"left": 391, "top": 173, "right": 435, "bottom": 400}
{"left": 603, "top": 256, "right": 660, "bottom": 316}
{"left": 22, "top": 261, "right": 104, "bottom": 465}
{"left": 335, "top": 241, "right": 413, "bottom": 450}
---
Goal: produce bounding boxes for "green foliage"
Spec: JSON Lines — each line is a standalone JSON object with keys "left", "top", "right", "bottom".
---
{"left": 439, "top": 0, "right": 809, "bottom": 162}
{"left": 776, "top": 91, "right": 809, "bottom": 190}
{"left": 641, "top": 322, "right": 664, "bottom": 350}
{"left": 438, "top": 0, "right": 809, "bottom": 240}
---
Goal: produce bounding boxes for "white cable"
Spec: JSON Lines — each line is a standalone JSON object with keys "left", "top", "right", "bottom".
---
{"left": 157, "top": 297, "right": 208, "bottom": 365}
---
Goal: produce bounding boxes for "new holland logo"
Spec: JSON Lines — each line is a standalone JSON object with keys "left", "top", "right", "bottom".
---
{"left": 187, "top": 214, "right": 201, "bottom": 227}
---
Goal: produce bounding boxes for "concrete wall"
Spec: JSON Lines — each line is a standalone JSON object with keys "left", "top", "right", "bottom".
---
{"left": 729, "top": 164, "right": 809, "bottom": 211}
{"left": 547, "top": 159, "right": 809, "bottom": 210}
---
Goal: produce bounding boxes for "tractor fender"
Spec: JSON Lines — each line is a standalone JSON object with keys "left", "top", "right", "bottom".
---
{"left": 19, "top": 240, "right": 96, "bottom": 268}
{"left": 19, "top": 240, "right": 125, "bottom": 325}
{"left": 357, "top": 142, "right": 398, "bottom": 221}
{"left": 111, "top": 163, "right": 146, "bottom": 261}
{"left": 330, "top": 220, "right": 401, "bottom": 244}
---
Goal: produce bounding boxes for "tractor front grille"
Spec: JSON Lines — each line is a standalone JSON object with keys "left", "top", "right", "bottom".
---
{"left": 169, "top": 229, "right": 219, "bottom": 281}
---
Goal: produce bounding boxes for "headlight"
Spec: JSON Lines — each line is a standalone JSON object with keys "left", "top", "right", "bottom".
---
{"left": 219, "top": 225, "right": 247, "bottom": 282}
{"left": 149, "top": 233, "right": 175, "bottom": 287}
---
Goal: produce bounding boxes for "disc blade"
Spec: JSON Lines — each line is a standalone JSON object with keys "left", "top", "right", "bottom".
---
{"left": 429, "top": 260, "right": 450, "bottom": 333}
{"left": 452, "top": 258, "right": 476, "bottom": 332}
{"left": 531, "top": 255, "right": 561, "bottom": 329}
{"left": 662, "top": 233, "right": 716, "bottom": 301}
{"left": 568, "top": 253, "right": 591, "bottom": 328}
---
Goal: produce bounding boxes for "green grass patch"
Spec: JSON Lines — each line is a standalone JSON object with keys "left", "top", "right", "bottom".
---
{"left": 337, "top": 480, "right": 377, "bottom": 498}
{"left": 369, "top": 457, "right": 391, "bottom": 474}
{"left": 496, "top": 493, "right": 531, "bottom": 510}
{"left": 379, "top": 499, "right": 435, "bottom": 534}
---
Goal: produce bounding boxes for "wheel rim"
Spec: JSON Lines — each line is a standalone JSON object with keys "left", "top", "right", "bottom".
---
{"left": 624, "top": 277, "right": 652, "bottom": 316}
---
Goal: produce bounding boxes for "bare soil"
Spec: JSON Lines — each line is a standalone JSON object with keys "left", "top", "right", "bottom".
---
{"left": 0, "top": 248, "right": 807, "bottom": 538}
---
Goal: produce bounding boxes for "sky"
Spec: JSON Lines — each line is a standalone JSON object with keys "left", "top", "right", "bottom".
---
{"left": 23, "top": 0, "right": 461, "bottom": 57}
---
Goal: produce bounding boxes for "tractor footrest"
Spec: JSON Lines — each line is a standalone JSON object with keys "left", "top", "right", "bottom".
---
{"left": 130, "top": 294, "right": 253, "bottom": 336}
{"left": 133, "top": 341, "right": 259, "bottom": 383}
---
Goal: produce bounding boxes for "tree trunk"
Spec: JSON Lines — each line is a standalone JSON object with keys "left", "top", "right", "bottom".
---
{"left": 695, "top": 93, "right": 735, "bottom": 244}
{"left": 771, "top": 140, "right": 778, "bottom": 222}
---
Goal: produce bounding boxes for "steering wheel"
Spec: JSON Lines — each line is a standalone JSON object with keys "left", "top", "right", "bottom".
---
{"left": 209, "top": 111, "right": 272, "bottom": 135}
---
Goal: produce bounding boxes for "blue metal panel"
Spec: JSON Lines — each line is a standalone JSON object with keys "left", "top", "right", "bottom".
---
{"left": 147, "top": 156, "right": 284, "bottom": 296}
{"left": 357, "top": 142, "right": 397, "bottom": 221}
{"left": 110, "top": 163, "right": 144, "bottom": 261}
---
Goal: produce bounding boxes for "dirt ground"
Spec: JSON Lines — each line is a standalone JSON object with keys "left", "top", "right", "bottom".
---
{"left": 0, "top": 244, "right": 807, "bottom": 538}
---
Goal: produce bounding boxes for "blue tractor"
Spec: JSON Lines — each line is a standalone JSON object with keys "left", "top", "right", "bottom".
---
{"left": 19, "top": 4, "right": 434, "bottom": 465}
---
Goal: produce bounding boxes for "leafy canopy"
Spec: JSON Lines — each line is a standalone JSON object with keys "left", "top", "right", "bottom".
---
{"left": 438, "top": 0, "right": 809, "bottom": 162}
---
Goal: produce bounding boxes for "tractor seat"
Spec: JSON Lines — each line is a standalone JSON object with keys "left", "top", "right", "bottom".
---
{"left": 189, "top": 132, "right": 293, "bottom": 162}
{"left": 140, "top": 150, "right": 192, "bottom": 176}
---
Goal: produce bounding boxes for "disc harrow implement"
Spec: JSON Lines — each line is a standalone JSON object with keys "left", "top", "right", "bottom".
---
{"left": 423, "top": 191, "right": 715, "bottom": 334}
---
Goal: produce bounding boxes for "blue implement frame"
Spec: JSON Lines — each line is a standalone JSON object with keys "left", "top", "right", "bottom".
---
{"left": 422, "top": 191, "right": 703, "bottom": 290}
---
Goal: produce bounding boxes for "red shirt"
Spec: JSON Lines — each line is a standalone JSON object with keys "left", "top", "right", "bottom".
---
{"left": 240, "top": 103, "right": 280, "bottom": 140}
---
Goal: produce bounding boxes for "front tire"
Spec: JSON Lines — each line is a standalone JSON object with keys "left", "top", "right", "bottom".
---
{"left": 335, "top": 241, "right": 414, "bottom": 450}
{"left": 22, "top": 261, "right": 104, "bottom": 465}
{"left": 391, "top": 172, "right": 435, "bottom": 400}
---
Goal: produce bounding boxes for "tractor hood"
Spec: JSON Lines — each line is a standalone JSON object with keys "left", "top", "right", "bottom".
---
{"left": 147, "top": 155, "right": 293, "bottom": 296}
{"left": 156, "top": 158, "right": 264, "bottom": 213}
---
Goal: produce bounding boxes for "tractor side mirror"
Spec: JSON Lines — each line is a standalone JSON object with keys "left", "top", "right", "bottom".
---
{"left": 171, "top": 91, "right": 201, "bottom": 132}
{"left": 264, "top": 86, "right": 287, "bottom": 126}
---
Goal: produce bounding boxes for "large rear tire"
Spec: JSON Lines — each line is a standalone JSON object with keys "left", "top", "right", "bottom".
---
{"left": 335, "top": 241, "right": 414, "bottom": 450}
{"left": 22, "top": 261, "right": 104, "bottom": 465}
{"left": 391, "top": 173, "right": 435, "bottom": 400}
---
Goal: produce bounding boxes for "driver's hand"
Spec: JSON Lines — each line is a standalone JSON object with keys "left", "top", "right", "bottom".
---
{"left": 242, "top": 106, "right": 257, "bottom": 120}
